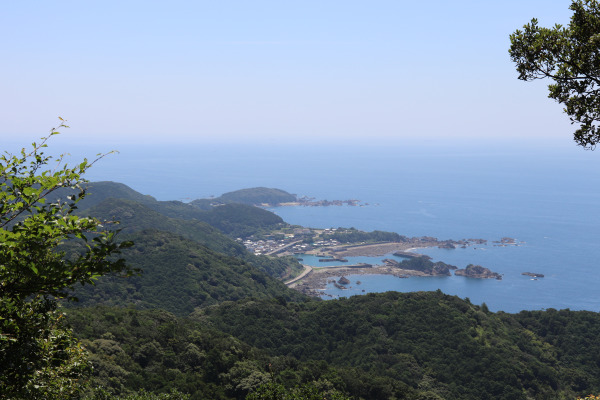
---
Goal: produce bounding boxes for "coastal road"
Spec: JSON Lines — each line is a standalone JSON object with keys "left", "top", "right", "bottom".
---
{"left": 266, "top": 240, "right": 303, "bottom": 256}
{"left": 284, "top": 264, "right": 312, "bottom": 287}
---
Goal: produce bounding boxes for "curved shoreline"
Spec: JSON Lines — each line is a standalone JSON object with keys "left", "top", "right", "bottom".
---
{"left": 284, "top": 239, "right": 505, "bottom": 296}
{"left": 288, "top": 263, "right": 435, "bottom": 296}
{"left": 316, "top": 242, "right": 431, "bottom": 257}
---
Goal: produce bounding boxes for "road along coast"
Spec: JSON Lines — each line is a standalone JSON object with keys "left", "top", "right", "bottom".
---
{"left": 288, "top": 264, "right": 436, "bottom": 296}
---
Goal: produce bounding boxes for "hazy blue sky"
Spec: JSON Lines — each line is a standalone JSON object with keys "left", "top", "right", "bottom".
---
{"left": 0, "top": 1, "right": 578, "bottom": 145}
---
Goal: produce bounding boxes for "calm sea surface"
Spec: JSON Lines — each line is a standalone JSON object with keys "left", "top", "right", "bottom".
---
{"left": 62, "top": 139, "right": 600, "bottom": 313}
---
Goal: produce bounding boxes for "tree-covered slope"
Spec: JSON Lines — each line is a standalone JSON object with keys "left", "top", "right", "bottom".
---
{"left": 321, "top": 228, "right": 408, "bottom": 243}
{"left": 219, "top": 187, "right": 296, "bottom": 205}
{"left": 77, "top": 181, "right": 286, "bottom": 239}
{"left": 65, "top": 294, "right": 600, "bottom": 400}
{"left": 83, "top": 197, "right": 301, "bottom": 278}
{"left": 190, "top": 187, "right": 296, "bottom": 207}
{"left": 196, "top": 203, "right": 284, "bottom": 238}
{"left": 84, "top": 197, "right": 248, "bottom": 257}
{"left": 514, "top": 308, "right": 600, "bottom": 392}
{"left": 67, "top": 306, "right": 392, "bottom": 400}
{"left": 68, "top": 230, "right": 307, "bottom": 316}
{"left": 192, "top": 291, "right": 590, "bottom": 400}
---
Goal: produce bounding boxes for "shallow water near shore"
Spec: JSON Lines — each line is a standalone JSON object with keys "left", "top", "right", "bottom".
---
{"left": 295, "top": 253, "right": 410, "bottom": 266}
{"left": 314, "top": 244, "right": 563, "bottom": 313}
{"left": 263, "top": 144, "right": 600, "bottom": 313}
{"left": 77, "top": 139, "right": 600, "bottom": 313}
{"left": 275, "top": 198, "right": 600, "bottom": 313}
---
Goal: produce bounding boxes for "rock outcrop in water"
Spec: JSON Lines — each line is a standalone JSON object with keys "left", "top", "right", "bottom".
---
{"left": 338, "top": 276, "right": 350, "bottom": 285}
{"left": 384, "top": 258, "right": 456, "bottom": 276}
{"left": 455, "top": 264, "right": 502, "bottom": 280}
{"left": 522, "top": 272, "right": 544, "bottom": 278}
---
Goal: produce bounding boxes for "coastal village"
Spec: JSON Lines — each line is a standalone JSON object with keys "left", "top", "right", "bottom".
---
{"left": 236, "top": 224, "right": 532, "bottom": 298}
{"left": 219, "top": 188, "right": 532, "bottom": 297}
{"left": 239, "top": 227, "right": 343, "bottom": 256}
{"left": 238, "top": 227, "right": 517, "bottom": 257}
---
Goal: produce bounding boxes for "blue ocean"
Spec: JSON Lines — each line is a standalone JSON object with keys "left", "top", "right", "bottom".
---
{"left": 67, "top": 138, "right": 600, "bottom": 313}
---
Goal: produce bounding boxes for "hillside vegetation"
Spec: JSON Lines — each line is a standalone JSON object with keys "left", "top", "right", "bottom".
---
{"left": 43, "top": 181, "right": 600, "bottom": 399}
{"left": 191, "top": 187, "right": 296, "bottom": 209}
{"left": 322, "top": 227, "right": 408, "bottom": 243}
{"left": 77, "top": 182, "right": 286, "bottom": 239}
{"left": 66, "top": 292, "right": 600, "bottom": 400}
{"left": 82, "top": 197, "right": 301, "bottom": 278}
{"left": 67, "top": 230, "right": 306, "bottom": 316}
{"left": 194, "top": 291, "right": 569, "bottom": 400}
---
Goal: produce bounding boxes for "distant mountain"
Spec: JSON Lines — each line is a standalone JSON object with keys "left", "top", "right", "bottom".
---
{"left": 190, "top": 187, "right": 296, "bottom": 209}
{"left": 76, "top": 181, "right": 285, "bottom": 239}
{"left": 81, "top": 181, "right": 158, "bottom": 209}
{"left": 78, "top": 181, "right": 213, "bottom": 221}
{"left": 68, "top": 230, "right": 307, "bottom": 316}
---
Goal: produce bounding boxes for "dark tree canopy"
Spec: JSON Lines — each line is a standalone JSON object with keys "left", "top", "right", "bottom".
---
{"left": 509, "top": 0, "right": 600, "bottom": 149}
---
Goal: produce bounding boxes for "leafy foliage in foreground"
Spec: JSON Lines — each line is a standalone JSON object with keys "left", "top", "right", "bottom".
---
{"left": 1, "top": 297, "right": 90, "bottom": 399}
{"left": 0, "top": 127, "right": 133, "bottom": 399}
{"left": 67, "top": 230, "right": 307, "bottom": 316}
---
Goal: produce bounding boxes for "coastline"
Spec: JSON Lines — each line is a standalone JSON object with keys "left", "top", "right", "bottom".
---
{"left": 312, "top": 242, "right": 431, "bottom": 257}
{"left": 283, "top": 238, "right": 506, "bottom": 297}
{"left": 285, "top": 241, "right": 440, "bottom": 295}
{"left": 289, "top": 263, "right": 434, "bottom": 296}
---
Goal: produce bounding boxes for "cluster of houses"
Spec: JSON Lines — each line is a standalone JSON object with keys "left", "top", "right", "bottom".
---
{"left": 239, "top": 227, "right": 343, "bottom": 256}
{"left": 240, "top": 238, "right": 292, "bottom": 255}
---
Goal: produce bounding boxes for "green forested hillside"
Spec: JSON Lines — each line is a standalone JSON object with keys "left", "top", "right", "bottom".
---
{"left": 321, "top": 228, "right": 407, "bottom": 243}
{"left": 78, "top": 182, "right": 286, "bottom": 239}
{"left": 66, "top": 292, "right": 600, "bottom": 400}
{"left": 194, "top": 203, "right": 284, "bottom": 238}
{"left": 76, "top": 182, "right": 207, "bottom": 221}
{"left": 219, "top": 187, "right": 296, "bottom": 205}
{"left": 83, "top": 197, "right": 301, "bottom": 278}
{"left": 67, "top": 230, "right": 306, "bottom": 315}
{"left": 84, "top": 198, "right": 248, "bottom": 257}
{"left": 514, "top": 309, "right": 600, "bottom": 392}
{"left": 67, "top": 306, "right": 385, "bottom": 400}
{"left": 192, "top": 291, "right": 590, "bottom": 400}
{"left": 190, "top": 187, "right": 296, "bottom": 209}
